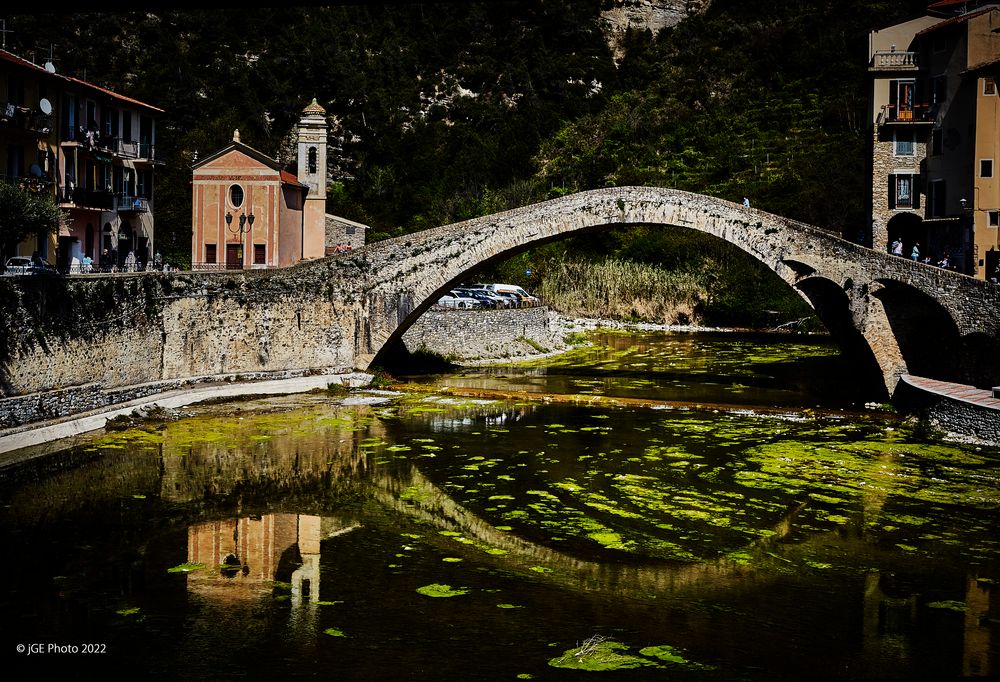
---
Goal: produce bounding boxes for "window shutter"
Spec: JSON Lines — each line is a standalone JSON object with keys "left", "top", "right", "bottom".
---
{"left": 912, "top": 175, "right": 921, "bottom": 209}
{"left": 889, "top": 80, "right": 898, "bottom": 117}
{"left": 888, "top": 174, "right": 896, "bottom": 209}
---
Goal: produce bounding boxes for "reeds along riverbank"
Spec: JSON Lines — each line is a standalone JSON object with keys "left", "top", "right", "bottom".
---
{"left": 538, "top": 258, "right": 709, "bottom": 326}
{"left": 536, "top": 257, "right": 820, "bottom": 331}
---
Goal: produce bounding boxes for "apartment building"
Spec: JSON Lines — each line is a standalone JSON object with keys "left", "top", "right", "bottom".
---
{"left": 868, "top": 0, "right": 1000, "bottom": 278}
{"left": 0, "top": 48, "right": 163, "bottom": 272}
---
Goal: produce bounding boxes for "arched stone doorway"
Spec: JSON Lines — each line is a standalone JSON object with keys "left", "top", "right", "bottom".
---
{"left": 886, "top": 213, "right": 924, "bottom": 261}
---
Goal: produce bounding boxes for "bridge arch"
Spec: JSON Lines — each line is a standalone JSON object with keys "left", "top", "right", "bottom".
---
{"left": 341, "top": 186, "right": 966, "bottom": 394}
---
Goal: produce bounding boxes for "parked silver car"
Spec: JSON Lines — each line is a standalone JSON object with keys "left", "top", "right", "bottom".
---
{"left": 3, "top": 256, "right": 33, "bottom": 275}
{"left": 436, "top": 290, "right": 482, "bottom": 309}
{"left": 453, "top": 287, "right": 510, "bottom": 308}
{"left": 2, "top": 256, "right": 56, "bottom": 276}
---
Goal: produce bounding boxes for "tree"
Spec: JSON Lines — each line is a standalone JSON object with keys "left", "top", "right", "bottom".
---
{"left": 0, "top": 183, "right": 62, "bottom": 263}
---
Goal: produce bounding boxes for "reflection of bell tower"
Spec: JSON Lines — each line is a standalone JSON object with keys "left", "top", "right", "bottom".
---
{"left": 297, "top": 97, "right": 328, "bottom": 261}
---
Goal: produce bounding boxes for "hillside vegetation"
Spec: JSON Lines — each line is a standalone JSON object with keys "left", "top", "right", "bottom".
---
{"left": 9, "top": 1, "right": 929, "bottom": 327}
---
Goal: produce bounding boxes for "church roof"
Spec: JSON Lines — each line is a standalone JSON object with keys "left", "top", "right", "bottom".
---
{"left": 192, "top": 130, "right": 307, "bottom": 190}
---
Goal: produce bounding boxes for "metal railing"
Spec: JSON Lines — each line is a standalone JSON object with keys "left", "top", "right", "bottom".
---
{"left": 61, "top": 261, "right": 160, "bottom": 275}
{"left": 114, "top": 195, "right": 150, "bottom": 212}
{"left": 60, "top": 187, "right": 114, "bottom": 210}
{"left": 881, "top": 103, "right": 936, "bottom": 124}
{"left": 1, "top": 101, "right": 52, "bottom": 135}
{"left": 0, "top": 174, "right": 54, "bottom": 193}
{"left": 191, "top": 262, "right": 278, "bottom": 271}
{"left": 61, "top": 129, "right": 157, "bottom": 161}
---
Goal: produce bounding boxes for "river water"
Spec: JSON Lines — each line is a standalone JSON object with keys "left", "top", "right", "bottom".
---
{"left": 2, "top": 330, "right": 999, "bottom": 680}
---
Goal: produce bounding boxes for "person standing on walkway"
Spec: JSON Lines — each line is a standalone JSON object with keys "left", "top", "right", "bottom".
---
{"left": 911, "top": 243, "right": 920, "bottom": 261}
{"left": 891, "top": 238, "right": 902, "bottom": 256}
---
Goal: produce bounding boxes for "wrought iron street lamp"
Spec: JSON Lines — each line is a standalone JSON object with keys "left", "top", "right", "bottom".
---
{"left": 225, "top": 211, "right": 255, "bottom": 266}
{"left": 226, "top": 211, "right": 255, "bottom": 237}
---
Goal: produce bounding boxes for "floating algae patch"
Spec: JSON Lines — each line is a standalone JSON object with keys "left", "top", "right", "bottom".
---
{"left": 926, "top": 600, "right": 968, "bottom": 612}
{"left": 400, "top": 487, "right": 433, "bottom": 504}
{"left": 323, "top": 627, "right": 348, "bottom": 637}
{"left": 497, "top": 603, "right": 524, "bottom": 609}
{"left": 416, "top": 583, "right": 469, "bottom": 598}
{"left": 548, "top": 637, "right": 656, "bottom": 671}
{"left": 167, "top": 562, "right": 206, "bottom": 574}
{"left": 639, "top": 644, "right": 716, "bottom": 670}
{"left": 587, "top": 530, "right": 637, "bottom": 551}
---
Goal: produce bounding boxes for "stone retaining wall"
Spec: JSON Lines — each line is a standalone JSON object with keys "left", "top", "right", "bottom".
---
{"left": 401, "top": 305, "right": 566, "bottom": 361}
{"left": 0, "top": 368, "right": 357, "bottom": 431}
{"left": 893, "top": 379, "right": 1000, "bottom": 444}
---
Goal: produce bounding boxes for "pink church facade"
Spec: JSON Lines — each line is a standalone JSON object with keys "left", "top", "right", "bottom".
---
{"left": 190, "top": 100, "right": 329, "bottom": 269}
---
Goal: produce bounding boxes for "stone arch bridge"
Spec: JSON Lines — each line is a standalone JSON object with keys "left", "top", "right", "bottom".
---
{"left": 3, "top": 186, "right": 1000, "bottom": 403}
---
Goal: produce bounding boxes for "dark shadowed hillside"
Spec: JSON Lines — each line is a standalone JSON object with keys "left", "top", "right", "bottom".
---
{"left": 5, "top": 0, "right": 931, "bottom": 326}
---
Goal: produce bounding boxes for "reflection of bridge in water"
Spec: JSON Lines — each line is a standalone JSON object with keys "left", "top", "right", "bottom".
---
{"left": 1, "top": 397, "right": 995, "bottom": 675}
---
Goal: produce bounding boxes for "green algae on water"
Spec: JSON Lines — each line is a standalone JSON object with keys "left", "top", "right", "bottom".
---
{"left": 926, "top": 600, "right": 968, "bottom": 612}
{"left": 324, "top": 627, "right": 348, "bottom": 637}
{"left": 416, "top": 583, "right": 469, "bottom": 597}
{"left": 167, "top": 562, "right": 206, "bottom": 573}
{"left": 548, "top": 638, "right": 655, "bottom": 671}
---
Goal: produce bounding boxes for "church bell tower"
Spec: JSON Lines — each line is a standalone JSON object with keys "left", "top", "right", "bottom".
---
{"left": 297, "top": 97, "right": 328, "bottom": 260}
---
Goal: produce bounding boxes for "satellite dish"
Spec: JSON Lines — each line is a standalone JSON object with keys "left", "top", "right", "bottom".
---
{"left": 44, "top": 62, "right": 56, "bottom": 74}
{"left": 39, "top": 98, "right": 52, "bottom": 115}
{"left": 30, "top": 164, "right": 43, "bottom": 177}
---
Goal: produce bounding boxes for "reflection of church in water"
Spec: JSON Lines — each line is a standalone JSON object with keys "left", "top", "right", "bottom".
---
{"left": 184, "top": 514, "right": 324, "bottom": 604}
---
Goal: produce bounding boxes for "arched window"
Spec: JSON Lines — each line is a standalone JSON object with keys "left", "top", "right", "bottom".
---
{"left": 229, "top": 184, "right": 244, "bottom": 208}
{"left": 308, "top": 146, "right": 317, "bottom": 174}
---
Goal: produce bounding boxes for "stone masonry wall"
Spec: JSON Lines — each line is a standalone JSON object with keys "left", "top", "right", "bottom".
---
{"left": 402, "top": 306, "right": 566, "bottom": 360}
{"left": 0, "top": 368, "right": 355, "bottom": 430}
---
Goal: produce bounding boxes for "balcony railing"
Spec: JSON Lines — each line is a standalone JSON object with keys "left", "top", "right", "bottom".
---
{"left": 61, "top": 129, "right": 157, "bottom": 161}
{"left": 115, "top": 195, "right": 150, "bottom": 212}
{"left": 60, "top": 187, "right": 114, "bottom": 210}
{"left": 881, "top": 103, "right": 936, "bottom": 124}
{"left": 1, "top": 174, "right": 54, "bottom": 194}
{"left": 871, "top": 51, "right": 920, "bottom": 70}
{"left": 0, "top": 102, "right": 53, "bottom": 135}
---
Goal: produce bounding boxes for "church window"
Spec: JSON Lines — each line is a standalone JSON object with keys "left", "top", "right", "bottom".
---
{"left": 229, "top": 184, "right": 244, "bottom": 208}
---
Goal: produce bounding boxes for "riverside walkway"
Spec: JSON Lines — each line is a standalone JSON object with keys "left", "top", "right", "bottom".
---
{"left": 0, "top": 373, "right": 371, "bottom": 463}
{"left": 901, "top": 374, "right": 1000, "bottom": 411}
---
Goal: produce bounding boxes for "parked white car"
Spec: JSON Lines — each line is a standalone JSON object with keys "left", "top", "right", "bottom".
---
{"left": 474, "top": 283, "right": 540, "bottom": 306}
{"left": 436, "top": 290, "right": 482, "bottom": 309}
{"left": 3, "top": 256, "right": 32, "bottom": 275}
{"left": 3, "top": 256, "right": 57, "bottom": 276}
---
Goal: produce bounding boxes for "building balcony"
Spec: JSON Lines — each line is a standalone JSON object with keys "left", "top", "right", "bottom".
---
{"left": 60, "top": 129, "right": 158, "bottom": 162}
{"left": 60, "top": 186, "right": 114, "bottom": 210}
{"left": 1, "top": 174, "right": 54, "bottom": 195}
{"left": 878, "top": 103, "right": 936, "bottom": 125}
{"left": 0, "top": 102, "right": 53, "bottom": 136}
{"left": 115, "top": 195, "right": 150, "bottom": 213}
{"left": 870, "top": 51, "right": 920, "bottom": 71}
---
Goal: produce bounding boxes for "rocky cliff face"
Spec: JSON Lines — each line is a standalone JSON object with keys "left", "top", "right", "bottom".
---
{"left": 600, "top": 0, "right": 711, "bottom": 63}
